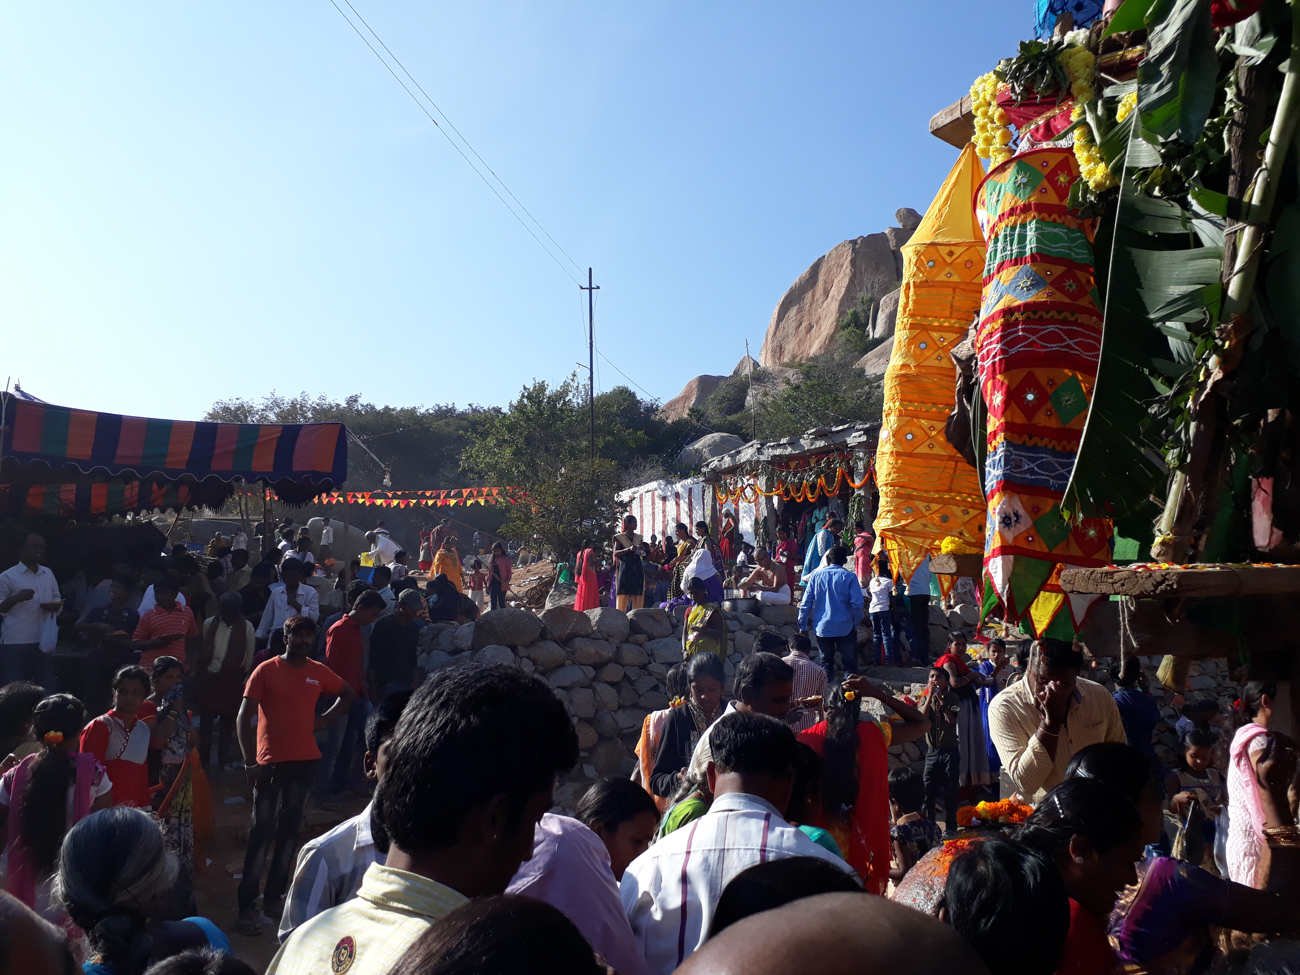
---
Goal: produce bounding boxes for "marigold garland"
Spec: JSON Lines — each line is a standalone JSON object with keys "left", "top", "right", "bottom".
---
{"left": 1117, "top": 90, "right": 1138, "bottom": 122}
{"left": 1071, "top": 104, "right": 1116, "bottom": 193}
{"left": 970, "top": 72, "right": 1012, "bottom": 165}
{"left": 955, "top": 799, "right": 1034, "bottom": 829}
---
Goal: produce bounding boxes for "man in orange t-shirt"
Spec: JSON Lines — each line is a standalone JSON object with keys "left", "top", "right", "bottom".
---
{"left": 131, "top": 578, "right": 198, "bottom": 670}
{"left": 235, "top": 615, "right": 354, "bottom": 935}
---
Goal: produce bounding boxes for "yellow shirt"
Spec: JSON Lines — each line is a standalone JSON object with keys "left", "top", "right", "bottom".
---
{"left": 432, "top": 551, "right": 463, "bottom": 593}
{"left": 266, "top": 862, "right": 468, "bottom": 975}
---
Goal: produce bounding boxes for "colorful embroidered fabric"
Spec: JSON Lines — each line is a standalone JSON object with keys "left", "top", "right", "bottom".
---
{"left": 975, "top": 148, "right": 1112, "bottom": 639}
{"left": 875, "top": 146, "right": 988, "bottom": 585}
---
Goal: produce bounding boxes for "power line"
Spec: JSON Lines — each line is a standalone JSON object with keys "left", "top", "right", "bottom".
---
{"left": 596, "top": 349, "right": 659, "bottom": 403}
{"left": 327, "top": 0, "right": 583, "bottom": 286}
{"left": 340, "top": 0, "right": 585, "bottom": 279}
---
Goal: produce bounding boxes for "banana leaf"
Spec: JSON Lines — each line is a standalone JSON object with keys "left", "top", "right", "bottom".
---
{"left": 1139, "top": 0, "right": 1220, "bottom": 143}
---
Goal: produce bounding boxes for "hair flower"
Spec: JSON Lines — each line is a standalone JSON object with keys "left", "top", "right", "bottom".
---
{"left": 42, "top": 730, "right": 64, "bottom": 746}
{"left": 843, "top": 690, "right": 858, "bottom": 702}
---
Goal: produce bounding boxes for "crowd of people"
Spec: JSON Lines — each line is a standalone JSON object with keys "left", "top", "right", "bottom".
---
{"left": 2, "top": 520, "right": 1300, "bottom": 974}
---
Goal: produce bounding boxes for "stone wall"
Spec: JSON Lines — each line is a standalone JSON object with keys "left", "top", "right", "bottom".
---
{"left": 415, "top": 603, "right": 1244, "bottom": 806}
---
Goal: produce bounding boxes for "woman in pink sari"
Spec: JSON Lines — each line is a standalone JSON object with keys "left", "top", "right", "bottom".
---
{"left": 573, "top": 543, "right": 600, "bottom": 612}
{"left": 1226, "top": 681, "right": 1277, "bottom": 888}
{"left": 1, "top": 694, "right": 112, "bottom": 915}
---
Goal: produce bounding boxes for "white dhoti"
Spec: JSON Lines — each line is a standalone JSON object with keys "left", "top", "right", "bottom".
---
{"left": 755, "top": 586, "right": 792, "bottom": 606}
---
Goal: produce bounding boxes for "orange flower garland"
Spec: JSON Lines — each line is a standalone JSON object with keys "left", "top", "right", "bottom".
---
{"left": 954, "top": 799, "right": 1033, "bottom": 829}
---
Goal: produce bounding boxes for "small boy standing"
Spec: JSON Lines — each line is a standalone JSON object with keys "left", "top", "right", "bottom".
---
{"left": 888, "top": 766, "right": 943, "bottom": 882}
{"left": 920, "top": 666, "right": 961, "bottom": 835}
{"left": 466, "top": 559, "right": 488, "bottom": 610}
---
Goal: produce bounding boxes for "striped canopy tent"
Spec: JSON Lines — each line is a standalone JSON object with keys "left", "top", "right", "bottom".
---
{"left": 0, "top": 392, "right": 347, "bottom": 518}
{"left": 874, "top": 144, "right": 989, "bottom": 585}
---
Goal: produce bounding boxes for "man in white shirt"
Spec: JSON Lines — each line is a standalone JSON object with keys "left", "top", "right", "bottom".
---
{"left": 988, "top": 637, "right": 1126, "bottom": 801}
{"left": 621, "top": 711, "right": 855, "bottom": 975}
{"left": 256, "top": 559, "right": 320, "bottom": 649}
{"left": 319, "top": 517, "right": 335, "bottom": 551}
{"left": 0, "top": 533, "right": 63, "bottom": 684}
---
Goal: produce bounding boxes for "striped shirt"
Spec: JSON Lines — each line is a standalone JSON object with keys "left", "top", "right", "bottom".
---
{"left": 784, "top": 649, "right": 828, "bottom": 733}
{"left": 277, "top": 803, "right": 382, "bottom": 943}
{"left": 620, "top": 791, "right": 855, "bottom": 975}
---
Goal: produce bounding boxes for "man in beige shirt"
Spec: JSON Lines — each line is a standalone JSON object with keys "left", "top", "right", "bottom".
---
{"left": 268, "top": 664, "right": 579, "bottom": 975}
{"left": 988, "top": 638, "right": 1125, "bottom": 801}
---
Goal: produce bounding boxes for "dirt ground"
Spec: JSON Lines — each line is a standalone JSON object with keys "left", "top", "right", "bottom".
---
{"left": 193, "top": 767, "right": 367, "bottom": 972}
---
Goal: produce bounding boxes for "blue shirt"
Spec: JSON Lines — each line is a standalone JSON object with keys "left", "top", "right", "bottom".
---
{"left": 797, "top": 565, "right": 865, "bottom": 638}
{"left": 905, "top": 554, "right": 932, "bottom": 597}
{"left": 1113, "top": 688, "right": 1161, "bottom": 759}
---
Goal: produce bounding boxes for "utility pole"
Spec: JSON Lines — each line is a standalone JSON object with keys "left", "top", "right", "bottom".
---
{"left": 580, "top": 267, "right": 599, "bottom": 464}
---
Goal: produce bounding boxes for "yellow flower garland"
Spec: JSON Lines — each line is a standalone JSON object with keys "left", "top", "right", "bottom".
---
{"left": 1117, "top": 90, "right": 1138, "bottom": 122}
{"left": 970, "top": 71, "right": 1012, "bottom": 166}
{"left": 1059, "top": 44, "right": 1115, "bottom": 193}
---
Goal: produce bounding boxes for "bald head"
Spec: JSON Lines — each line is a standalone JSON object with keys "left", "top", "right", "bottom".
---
{"left": 678, "top": 893, "right": 989, "bottom": 975}
{"left": 0, "top": 891, "right": 75, "bottom": 975}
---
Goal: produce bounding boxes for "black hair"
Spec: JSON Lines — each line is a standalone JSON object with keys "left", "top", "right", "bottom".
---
{"left": 1182, "top": 726, "right": 1219, "bottom": 752}
{"left": 152, "top": 577, "right": 179, "bottom": 596}
{"left": 754, "top": 631, "right": 787, "bottom": 655}
{"left": 365, "top": 690, "right": 413, "bottom": 756}
{"left": 788, "top": 743, "right": 824, "bottom": 822}
{"left": 888, "top": 766, "right": 925, "bottom": 815}
{"left": 378, "top": 665, "right": 578, "bottom": 854}
{"left": 204, "top": 561, "right": 223, "bottom": 581}
{"left": 695, "top": 521, "right": 709, "bottom": 534}
{"left": 19, "top": 694, "right": 87, "bottom": 877}
{"left": 279, "top": 558, "right": 304, "bottom": 576}
{"left": 665, "top": 663, "right": 688, "bottom": 700}
{"left": 394, "top": 549, "right": 407, "bottom": 560}
{"left": 1038, "top": 638, "right": 1084, "bottom": 671}
{"left": 685, "top": 652, "right": 725, "bottom": 686}
{"left": 283, "top": 615, "right": 318, "bottom": 637}
{"left": 988, "top": 637, "right": 1007, "bottom": 652}
{"left": 675, "top": 522, "right": 689, "bottom": 536}
{"left": 1113, "top": 655, "right": 1144, "bottom": 688}
{"left": 142, "top": 949, "right": 257, "bottom": 975}
{"left": 1017, "top": 779, "right": 1142, "bottom": 859}
{"left": 372, "top": 565, "right": 393, "bottom": 586}
{"left": 344, "top": 579, "right": 372, "bottom": 605}
{"left": 230, "top": 549, "right": 250, "bottom": 569}
{"left": 930, "top": 665, "right": 951, "bottom": 682}
{"left": 387, "top": 895, "right": 601, "bottom": 975}
{"left": 826, "top": 544, "right": 849, "bottom": 566}
{"left": 0, "top": 681, "right": 46, "bottom": 754}
{"left": 942, "top": 838, "right": 1069, "bottom": 975}
{"left": 789, "top": 633, "right": 813, "bottom": 654}
{"left": 1181, "top": 698, "right": 1219, "bottom": 718}
{"left": 150, "top": 656, "right": 183, "bottom": 685}
{"left": 575, "top": 777, "right": 658, "bottom": 834}
{"left": 112, "top": 666, "right": 151, "bottom": 695}
{"left": 821, "top": 684, "right": 860, "bottom": 817}
{"left": 709, "top": 712, "right": 797, "bottom": 778}
{"left": 732, "top": 652, "right": 794, "bottom": 704}
{"left": 1066, "top": 741, "right": 1164, "bottom": 804}
{"left": 1243, "top": 681, "right": 1277, "bottom": 718}
{"left": 353, "top": 590, "right": 387, "bottom": 613}
{"left": 708, "top": 857, "right": 860, "bottom": 938}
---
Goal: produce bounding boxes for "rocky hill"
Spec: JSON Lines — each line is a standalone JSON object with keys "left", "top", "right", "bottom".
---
{"left": 660, "top": 208, "right": 919, "bottom": 419}
{"left": 758, "top": 208, "right": 921, "bottom": 366}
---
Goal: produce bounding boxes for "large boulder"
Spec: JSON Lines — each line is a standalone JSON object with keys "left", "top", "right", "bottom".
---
{"left": 871, "top": 286, "right": 902, "bottom": 340}
{"left": 645, "top": 637, "right": 683, "bottom": 664}
{"left": 627, "top": 607, "right": 674, "bottom": 639}
{"left": 549, "top": 665, "right": 590, "bottom": 689}
{"left": 473, "top": 608, "right": 543, "bottom": 649}
{"left": 585, "top": 608, "right": 631, "bottom": 644}
{"left": 452, "top": 622, "right": 475, "bottom": 653}
{"left": 858, "top": 334, "right": 894, "bottom": 379}
{"left": 569, "top": 637, "right": 615, "bottom": 667}
{"left": 521, "top": 639, "right": 567, "bottom": 672}
{"left": 676, "top": 432, "right": 747, "bottom": 468}
{"left": 660, "top": 374, "right": 727, "bottom": 422}
{"left": 541, "top": 606, "right": 593, "bottom": 643}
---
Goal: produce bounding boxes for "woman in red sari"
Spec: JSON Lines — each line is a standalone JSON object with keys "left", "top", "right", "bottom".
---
{"left": 798, "top": 677, "right": 929, "bottom": 894}
{"left": 573, "top": 542, "right": 601, "bottom": 612}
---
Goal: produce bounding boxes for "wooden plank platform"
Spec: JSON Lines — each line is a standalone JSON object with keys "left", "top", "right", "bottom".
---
{"left": 1060, "top": 564, "right": 1300, "bottom": 598}
{"left": 929, "top": 95, "right": 974, "bottom": 148}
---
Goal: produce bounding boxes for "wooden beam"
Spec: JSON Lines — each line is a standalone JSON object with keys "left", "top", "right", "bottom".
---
{"left": 1078, "top": 599, "right": 1238, "bottom": 659}
{"left": 930, "top": 95, "right": 974, "bottom": 148}
{"left": 931, "top": 552, "right": 983, "bottom": 577}
{"left": 1060, "top": 564, "right": 1300, "bottom": 598}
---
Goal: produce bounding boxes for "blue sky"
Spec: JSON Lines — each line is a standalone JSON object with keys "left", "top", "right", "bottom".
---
{"left": 1, "top": 1, "right": 1025, "bottom": 420}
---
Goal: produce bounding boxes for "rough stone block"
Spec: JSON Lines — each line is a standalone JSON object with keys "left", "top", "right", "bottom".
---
{"left": 590, "top": 739, "right": 633, "bottom": 776}
{"left": 627, "top": 607, "right": 673, "bottom": 639}
{"left": 575, "top": 720, "right": 599, "bottom": 750}
{"left": 735, "top": 611, "right": 763, "bottom": 630}
{"left": 475, "top": 644, "right": 516, "bottom": 667}
{"left": 760, "top": 604, "right": 799, "bottom": 626}
{"left": 646, "top": 637, "right": 683, "bottom": 664}
{"left": 617, "top": 643, "right": 650, "bottom": 666}
{"left": 419, "top": 650, "right": 454, "bottom": 673}
{"left": 541, "top": 606, "right": 593, "bottom": 643}
{"left": 453, "top": 622, "right": 475, "bottom": 653}
{"left": 614, "top": 708, "right": 645, "bottom": 733}
{"left": 597, "top": 662, "right": 625, "bottom": 683}
{"left": 569, "top": 637, "right": 615, "bottom": 666}
{"left": 585, "top": 607, "right": 631, "bottom": 644}
{"left": 593, "top": 710, "right": 619, "bottom": 737}
{"left": 549, "top": 665, "right": 589, "bottom": 689}
{"left": 618, "top": 682, "right": 640, "bottom": 706}
{"left": 569, "top": 687, "right": 596, "bottom": 719}
{"left": 473, "top": 608, "right": 543, "bottom": 649}
{"left": 593, "top": 681, "right": 619, "bottom": 711}
{"left": 732, "top": 631, "right": 755, "bottom": 656}
{"left": 522, "top": 640, "right": 567, "bottom": 672}
{"left": 639, "top": 690, "right": 669, "bottom": 709}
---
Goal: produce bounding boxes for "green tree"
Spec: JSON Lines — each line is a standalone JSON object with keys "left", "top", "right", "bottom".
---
{"left": 460, "top": 377, "right": 627, "bottom": 560}
{"left": 754, "top": 348, "right": 884, "bottom": 440}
